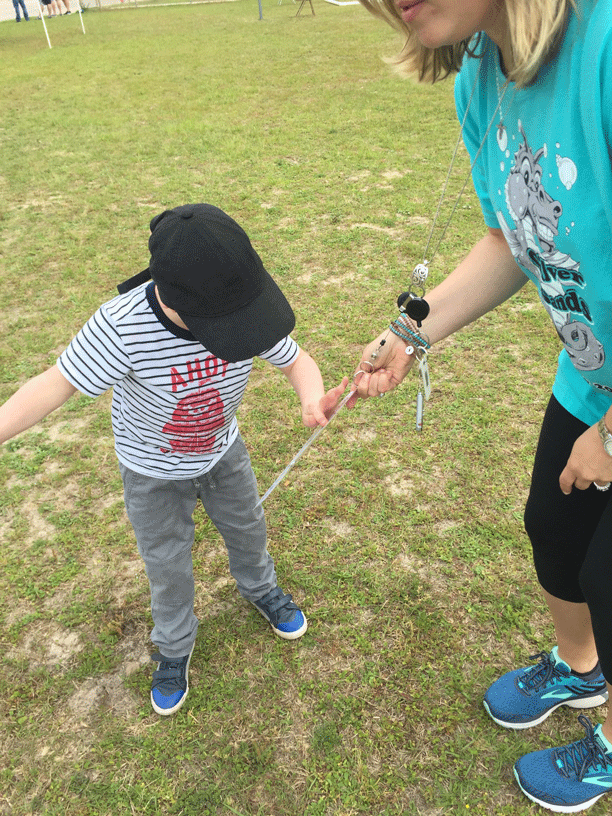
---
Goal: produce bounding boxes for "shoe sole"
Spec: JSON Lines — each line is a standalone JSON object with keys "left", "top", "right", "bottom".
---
{"left": 514, "top": 766, "right": 607, "bottom": 813}
{"left": 251, "top": 603, "right": 308, "bottom": 640}
{"left": 150, "top": 642, "right": 195, "bottom": 717}
{"left": 483, "top": 691, "right": 609, "bottom": 730}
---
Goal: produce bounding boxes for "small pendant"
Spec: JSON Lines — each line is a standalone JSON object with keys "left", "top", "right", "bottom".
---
{"left": 412, "top": 263, "right": 429, "bottom": 286}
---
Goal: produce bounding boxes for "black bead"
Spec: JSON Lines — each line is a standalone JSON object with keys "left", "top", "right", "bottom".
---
{"left": 397, "top": 292, "right": 430, "bottom": 326}
{"left": 406, "top": 297, "right": 430, "bottom": 324}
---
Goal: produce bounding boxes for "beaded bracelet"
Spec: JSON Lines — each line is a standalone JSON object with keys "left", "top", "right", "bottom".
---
{"left": 389, "top": 323, "right": 430, "bottom": 351}
{"left": 395, "top": 314, "right": 431, "bottom": 348}
{"left": 390, "top": 322, "right": 424, "bottom": 345}
{"left": 390, "top": 318, "right": 430, "bottom": 350}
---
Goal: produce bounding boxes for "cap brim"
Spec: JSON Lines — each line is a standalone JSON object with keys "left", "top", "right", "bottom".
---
{"left": 117, "top": 268, "right": 152, "bottom": 295}
{"left": 177, "top": 269, "right": 295, "bottom": 363}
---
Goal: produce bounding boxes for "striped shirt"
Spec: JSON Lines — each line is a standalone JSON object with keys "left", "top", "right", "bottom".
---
{"left": 57, "top": 282, "right": 299, "bottom": 479}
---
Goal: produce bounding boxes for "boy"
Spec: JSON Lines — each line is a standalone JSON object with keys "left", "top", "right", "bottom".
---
{"left": 0, "top": 203, "right": 347, "bottom": 716}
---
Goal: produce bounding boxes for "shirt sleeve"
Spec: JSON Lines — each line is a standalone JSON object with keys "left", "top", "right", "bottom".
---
{"left": 257, "top": 335, "right": 300, "bottom": 369}
{"left": 57, "top": 305, "right": 132, "bottom": 398}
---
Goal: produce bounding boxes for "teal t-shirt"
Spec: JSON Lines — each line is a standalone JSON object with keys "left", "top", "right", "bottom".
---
{"left": 455, "top": 0, "right": 612, "bottom": 426}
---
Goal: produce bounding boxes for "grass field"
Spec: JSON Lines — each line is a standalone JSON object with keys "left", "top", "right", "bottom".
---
{"left": 1, "top": 3, "right": 607, "bottom": 815}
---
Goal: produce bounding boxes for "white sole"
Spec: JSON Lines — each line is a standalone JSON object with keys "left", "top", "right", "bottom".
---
{"left": 483, "top": 692, "right": 608, "bottom": 730}
{"left": 514, "top": 767, "right": 606, "bottom": 813}
{"left": 251, "top": 603, "right": 308, "bottom": 640}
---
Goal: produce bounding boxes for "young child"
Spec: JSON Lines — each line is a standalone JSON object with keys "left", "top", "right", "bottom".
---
{"left": 0, "top": 203, "right": 348, "bottom": 716}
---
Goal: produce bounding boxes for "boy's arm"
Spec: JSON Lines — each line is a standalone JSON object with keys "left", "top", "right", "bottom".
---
{"left": 0, "top": 364, "right": 78, "bottom": 445}
{"left": 280, "top": 349, "right": 348, "bottom": 428}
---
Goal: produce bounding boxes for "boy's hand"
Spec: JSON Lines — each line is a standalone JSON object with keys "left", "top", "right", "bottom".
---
{"left": 302, "top": 377, "right": 349, "bottom": 428}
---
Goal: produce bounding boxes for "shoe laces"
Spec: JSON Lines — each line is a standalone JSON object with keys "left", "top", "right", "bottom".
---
{"left": 519, "top": 651, "right": 564, "bottom": 691}
{"left": 555, "top": 715, "right": 611, "bottom": 781}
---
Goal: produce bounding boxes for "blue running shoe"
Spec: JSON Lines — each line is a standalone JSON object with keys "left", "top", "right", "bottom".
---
{"left": 483, "top": 647, "right": 607, "bottom": 729}
{"left": 514, "top": 715, "right": 612, "bottom": 813}
{"left": 252, "top": 586, "right": 307, "bottom": 640}
{"left": 150, "top": 643, "right": 194, "bottom": 716}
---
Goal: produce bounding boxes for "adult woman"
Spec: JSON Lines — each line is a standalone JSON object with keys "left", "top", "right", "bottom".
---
{"left": 353, "top": 1, "right": 612, "bottom": 811}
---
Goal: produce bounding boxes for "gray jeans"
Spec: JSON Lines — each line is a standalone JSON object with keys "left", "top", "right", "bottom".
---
{"left": 119, "top": 434, "right": 276, "bottom": 659}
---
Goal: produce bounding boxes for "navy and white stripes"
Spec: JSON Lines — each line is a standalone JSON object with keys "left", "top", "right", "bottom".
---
{"left": 57, "top": 282, "right": 299, "bottom": 479}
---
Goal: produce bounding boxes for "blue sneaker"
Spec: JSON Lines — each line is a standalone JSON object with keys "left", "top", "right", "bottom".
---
{"left": 150, "top": 643, "right": 194, "bottom": 716}
{"left": 251, "top": 586, "right": 307, "bottom": 640}
{"left": 514, "top": 715, "right": 612, "bottom": 813}
{"left": 483, "top": 648, "right": 607, "bottom": 729}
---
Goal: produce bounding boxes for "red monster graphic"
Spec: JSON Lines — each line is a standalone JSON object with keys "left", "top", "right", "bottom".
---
{"left": 161, "top": 387, "right": 225, "bottom": 454}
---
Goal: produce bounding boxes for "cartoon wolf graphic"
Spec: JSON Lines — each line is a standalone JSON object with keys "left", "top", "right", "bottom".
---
{"left": 496, "top": 122, "right": 604, "bottom": 372}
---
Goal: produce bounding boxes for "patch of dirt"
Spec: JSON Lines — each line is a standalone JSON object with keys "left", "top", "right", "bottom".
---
{"left": 395, "top": 551, "right": 456, "bottom": 596}
{"left": 45, "top": 416, "right": 91, "bottom": 444}
{"left": 346, "top": 170, "right": 372, "bottom": 182}
{"left": 348, "top": 222, "right": 404, "bottom": 237}
{"left": 381, "top": 170, "right": 409, "bottom": 180}
{"left": 0, "top": 494, "right": 58, "bottom": 544}
{"left": 344, "top": 428, "right": 377, "bottom": 445}
{"left": 8, "top": 621, "right": 85, "bottom": 668}
{"left": 324, "top": 519, "right": 355, "bottom": 538}
{"left": 384, "top": 473, "right": 417, "bottom": 497}
{"left": 67, "top": 632, "right": 150, "bottom": 721}
{"left": 320, "top": 272, "right": 358, "bottom": 286}
{"left": 194, "top": 575, "right": 235, "bottom": 617}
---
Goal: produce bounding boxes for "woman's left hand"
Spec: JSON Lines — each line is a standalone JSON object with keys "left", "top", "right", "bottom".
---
{"left": 559, "top": 422, "right": 612, "bottom": 494}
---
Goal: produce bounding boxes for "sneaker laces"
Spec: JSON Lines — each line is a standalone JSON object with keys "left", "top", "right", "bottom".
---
{"left": 555, "top": 715, "right": 611, "bottom": 781}
{"left": 151, "top": 653, "right": 187, "bottom": 696}
{"left": 519, "top": 651, "right": 564, "bottom": 691}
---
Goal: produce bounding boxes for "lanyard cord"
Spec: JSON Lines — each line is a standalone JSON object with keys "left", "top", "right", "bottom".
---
{"left": 421, "top": 59, "right": 512, "bottom": 269}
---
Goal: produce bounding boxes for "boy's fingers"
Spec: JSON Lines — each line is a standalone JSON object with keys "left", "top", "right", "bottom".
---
{"left": 330, "top": 377, "right": 349, "bottom": 398}
{"left": 326, "top": 378, "right": 349, "bottom": 404}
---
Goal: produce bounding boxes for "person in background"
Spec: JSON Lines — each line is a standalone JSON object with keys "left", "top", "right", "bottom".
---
{"left": 40, "top": 0, "right": 62, "bottom": 17}
{"left": 13, "top": 0, "right": 29, "bottom": 21}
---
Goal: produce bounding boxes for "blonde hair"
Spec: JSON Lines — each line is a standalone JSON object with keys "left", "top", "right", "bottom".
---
{"left": 359, "top": 0, "right": 578, "bottom": 87}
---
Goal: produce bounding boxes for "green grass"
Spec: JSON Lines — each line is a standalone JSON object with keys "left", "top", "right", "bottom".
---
{"left": 1, "top": 3, "right": 606, "bottom": 815}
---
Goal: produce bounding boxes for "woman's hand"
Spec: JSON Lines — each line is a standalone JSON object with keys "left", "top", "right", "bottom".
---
{"left": 559, "top": 422, "right": 612, "bottom": 494}
{"left": 345, "top": 229, "right": 527, "bottom": 409}
{"left": 346, "top": 332, "right": 416, "bottom": 407}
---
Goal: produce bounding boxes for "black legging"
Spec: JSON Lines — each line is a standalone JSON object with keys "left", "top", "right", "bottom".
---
{"left": 524, "top": 394, "right": 612, "bottom": 681}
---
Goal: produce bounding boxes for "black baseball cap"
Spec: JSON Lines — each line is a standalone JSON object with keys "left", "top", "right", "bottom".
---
{"left": 117, "top": 203, "right": 295, "bottom": 362}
